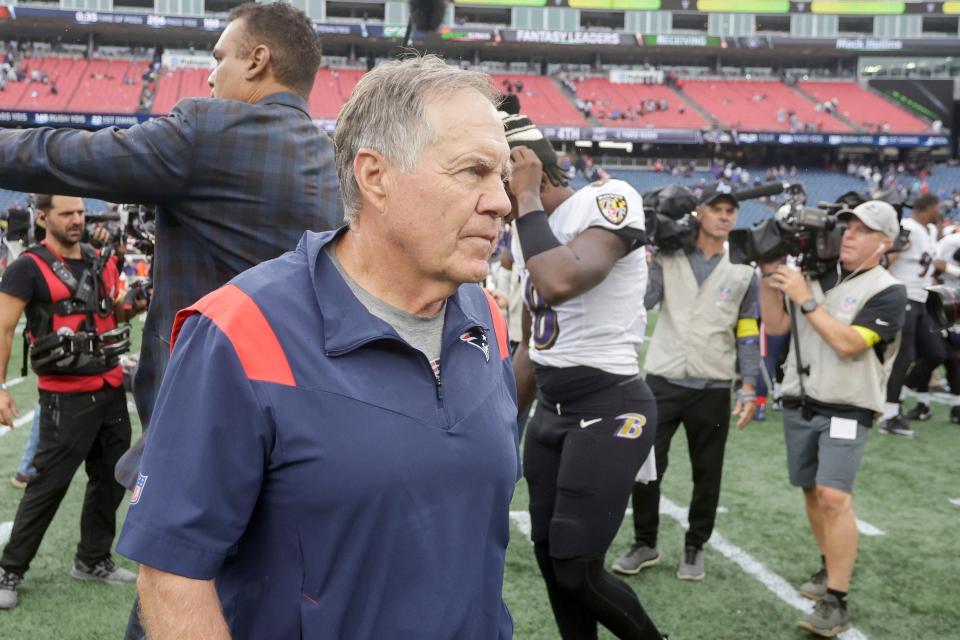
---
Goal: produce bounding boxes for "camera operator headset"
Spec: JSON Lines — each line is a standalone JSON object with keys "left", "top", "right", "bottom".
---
{"left": 882, "top": 192, "right": 943, "bottom": 433}
{"left": 758, "top": 201, "right": 906, "bottom": 636}
{"left": 614, "top": 183, "right": 761, "bottom": 581}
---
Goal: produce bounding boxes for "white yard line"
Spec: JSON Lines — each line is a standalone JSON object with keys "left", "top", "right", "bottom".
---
{"left": 855, "top": 519, "right": 886, "bottom": 537}
{"left": 0, "top": 521, "right": 12, "bottom": 547}
{"left": 949, "top": 498, "right": 960, "bottom": 507}
{"left": 0, "top": 410, "right": 36, "bottom": 439}
{"left": 509, "top": 497, "right": 870, "bottom": 640}
{"left": 658, "top": 497, "right": 869, "bottom": 640}
{"left": 508, "top": 511, "right": 531, "bottom": 540}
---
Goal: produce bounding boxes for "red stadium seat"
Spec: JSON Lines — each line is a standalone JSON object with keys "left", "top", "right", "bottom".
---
{"left": 67, "top": 59, "right": 147, "bottom": 114}
{"left": 681, "top": 79, "right": 850, "bottom": 133}
{"left": 16, "top": 57, "right": 89, "bottom": 113}
{"left": 799, "top": 81, "right": 930, "bottom": 134}
{"left": 490, "top": 75, "right": 586, "bottom": 127}
{"left": 308, "top": 68, "right": 364, "bottom": 119}
{"left": 573, "top": 77, "right": 708, "bottom": 129}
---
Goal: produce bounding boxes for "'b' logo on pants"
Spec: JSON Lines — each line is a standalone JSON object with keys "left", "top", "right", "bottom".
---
{"left": 614, "top": 413, "right": 646, "bottom": 440}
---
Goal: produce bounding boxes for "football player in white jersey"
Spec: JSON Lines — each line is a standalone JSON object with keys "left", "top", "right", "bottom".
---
{"left": 905, "top": 218, "right": 960, "bottom": 422}
{"left": 884, "top": 193, "right": 943, "bottom": 435}
{"left": 505, "top": 111, "right": 664, "bottom": 640}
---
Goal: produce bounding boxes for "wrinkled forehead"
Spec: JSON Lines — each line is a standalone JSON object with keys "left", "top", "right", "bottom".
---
{"left": 425, "top": 89, "right": 510, "bottom": 166}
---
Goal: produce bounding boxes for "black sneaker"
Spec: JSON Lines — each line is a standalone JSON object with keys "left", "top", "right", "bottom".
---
{"left": 69, "top": 558, "right": 137, "bottom": 585}
{"left": 904, "top": 403, "right": 932, "bottom": 421}
{"left": 879, "top": 415, "right": 916, "bottom": 438}
{"left": 0, "top": 569, "right": 22, "bottom": 609}
{"left": 950, "top": 406, "right": 960, "bottom": 424}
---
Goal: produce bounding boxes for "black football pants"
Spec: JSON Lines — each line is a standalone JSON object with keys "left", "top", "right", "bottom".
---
{"left": 887, "top": 301, "right": 947, "bottom": 403}
{"left": 631, "top": 375, "right": 731, "bottom": 551}
{"left": 525, "top": 378, "right": 662, "bottom": 640}
{"left": 1, "top": 385, "right": 131, "bottom": 576}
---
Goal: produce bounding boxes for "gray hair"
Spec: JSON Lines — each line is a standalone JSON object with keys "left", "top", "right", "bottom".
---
{"left": 334, "top": 54, "right": 498, "bottom": 223}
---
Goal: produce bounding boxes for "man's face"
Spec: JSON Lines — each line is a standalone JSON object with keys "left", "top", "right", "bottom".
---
{"left": 380, "top": 88, "right": 512, "bottom": 286}
{"left": 698, "top": 199, "right": 738, "bottom": 241}
{"left": 41, "top": 196, "right": 85, "bottom": 248}
{"left": 209, "top": 19, "right": 251, "bottom": 101}
{"left": 917, "top": 203, "right": 941, "bottom": 226}
{"left": 840, "top": 217, "right": 888, "bottom": 270}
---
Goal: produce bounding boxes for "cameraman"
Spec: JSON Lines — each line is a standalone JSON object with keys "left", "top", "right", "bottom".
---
{"left": 614, "top": 187, "right": 760, "bottom": 581}
{"left": 759, "top": 201, "right": 906, "bottom": 637}
{"left": 0, "top": 194, "right": 147, "bottom": 610}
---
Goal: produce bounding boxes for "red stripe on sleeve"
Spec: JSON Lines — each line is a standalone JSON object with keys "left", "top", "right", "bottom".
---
{"left": 171, "top": 284, "right": 295, "bottom": 386}
{"left": 482, "top": 290, "right": 510, "bottom": 361}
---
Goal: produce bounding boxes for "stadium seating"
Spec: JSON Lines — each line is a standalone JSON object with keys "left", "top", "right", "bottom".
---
{"left": 308, "top": 68, "right": 364, "bottom": 119}
{"left": 681, "top": 79, "right": 851, "bottom": 133}
{"left": 67, "top": 59, "right": 146, "bottom": 114}
{"left": 572, "top": 78, "right": 709, "bottom": 129}
{"left": 800, "top": 81, "right": 929, "bottom": 134}
{"left": 0, "top": 57, "right": 45, "bottom": 110}
{"left": 491, "top": 75, "right": 587, "bottom": 126}
{"left": 14, "top": 57, "right": 88, "bottom": 113}
{"left": 149, "top": 67, "right": 211, "bottom": 115}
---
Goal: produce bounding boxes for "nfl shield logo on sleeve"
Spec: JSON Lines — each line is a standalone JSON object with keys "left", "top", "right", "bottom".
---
{"left": 130, "top": 473, "right": 148, "bottom": 505}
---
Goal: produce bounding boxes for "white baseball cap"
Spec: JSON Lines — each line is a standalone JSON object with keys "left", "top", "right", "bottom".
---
{"left": 839, "top": 201, "right": 900, "bottom": 241}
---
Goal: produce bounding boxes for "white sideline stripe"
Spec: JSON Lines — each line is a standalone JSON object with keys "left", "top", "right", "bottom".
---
{"left": 902, "top": 388, "right": 960, "bottom": 406}
{"left": 855, "top": 519, "right": 886, "bottom": 537}
{"left": 508, "top": 499, "right": 869, "bottom": 640}
{"left": 657, "top": 497, "right": 869, "bottom": 640}
{"left": 949, "top": 498, "right": 960, "bottom": 507}
{"left": 0, "top": 410, "right": 36, "bottom": 439}
{"left": 509, "top": 511, "right": 531, "bottom": 540}
{"left": 0, "top": 521, "right": 11, "bottom": 547}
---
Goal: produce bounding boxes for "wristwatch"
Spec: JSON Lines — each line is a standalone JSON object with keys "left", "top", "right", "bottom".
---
{"left": 800, "top": 299, "right": 819, "bottom": 315}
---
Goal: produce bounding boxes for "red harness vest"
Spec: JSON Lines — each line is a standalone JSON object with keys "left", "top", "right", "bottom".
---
{"left": 24, "top": 243, "right": 123, "bottom": 393}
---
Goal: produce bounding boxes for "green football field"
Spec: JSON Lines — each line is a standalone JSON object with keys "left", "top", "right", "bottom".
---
{"left": 1, "top": 319, "right": 958, "bottom": 639}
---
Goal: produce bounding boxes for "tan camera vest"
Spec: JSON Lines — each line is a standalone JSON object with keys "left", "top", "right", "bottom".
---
{"left": 645, "top": 251, "right": 754, "bottom": 382}
{"left": 781, "top": 266, "right": 902, "bottom": 416}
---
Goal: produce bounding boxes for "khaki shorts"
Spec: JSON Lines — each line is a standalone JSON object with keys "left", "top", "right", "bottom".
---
{"left": 783, "top": 408, "right": 869, "bottom": 494}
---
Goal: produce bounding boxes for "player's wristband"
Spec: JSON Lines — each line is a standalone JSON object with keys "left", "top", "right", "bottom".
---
{"left": 0, "top": 383, "right": 8, "bottom": 392}
{"left": 945, "top": 263, "right": 960, "bottom": 278}
{"left": 737, "top": 390, "right": 756, "bottom": 405}
{"left": 515, "top": 210, "right": 562, "bottom": 260}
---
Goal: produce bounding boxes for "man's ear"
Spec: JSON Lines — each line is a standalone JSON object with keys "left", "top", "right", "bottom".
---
{"left": 354, "top": 149, "right": 390, "bottom": 214}
{"left": 244, "top": 44, "right": 271, "bottom": 82}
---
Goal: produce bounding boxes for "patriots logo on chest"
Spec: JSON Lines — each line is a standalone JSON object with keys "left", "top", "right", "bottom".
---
{"left": 596, "top": 193, "right": 628, "bottom": 225}
{"left": 460, "top": 328, "right": 490, "bottom": 362}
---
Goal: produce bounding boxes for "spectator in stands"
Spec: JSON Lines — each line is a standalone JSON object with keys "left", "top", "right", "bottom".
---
{"left": 0, "top": 3, "right": 342, "bottom": 635}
